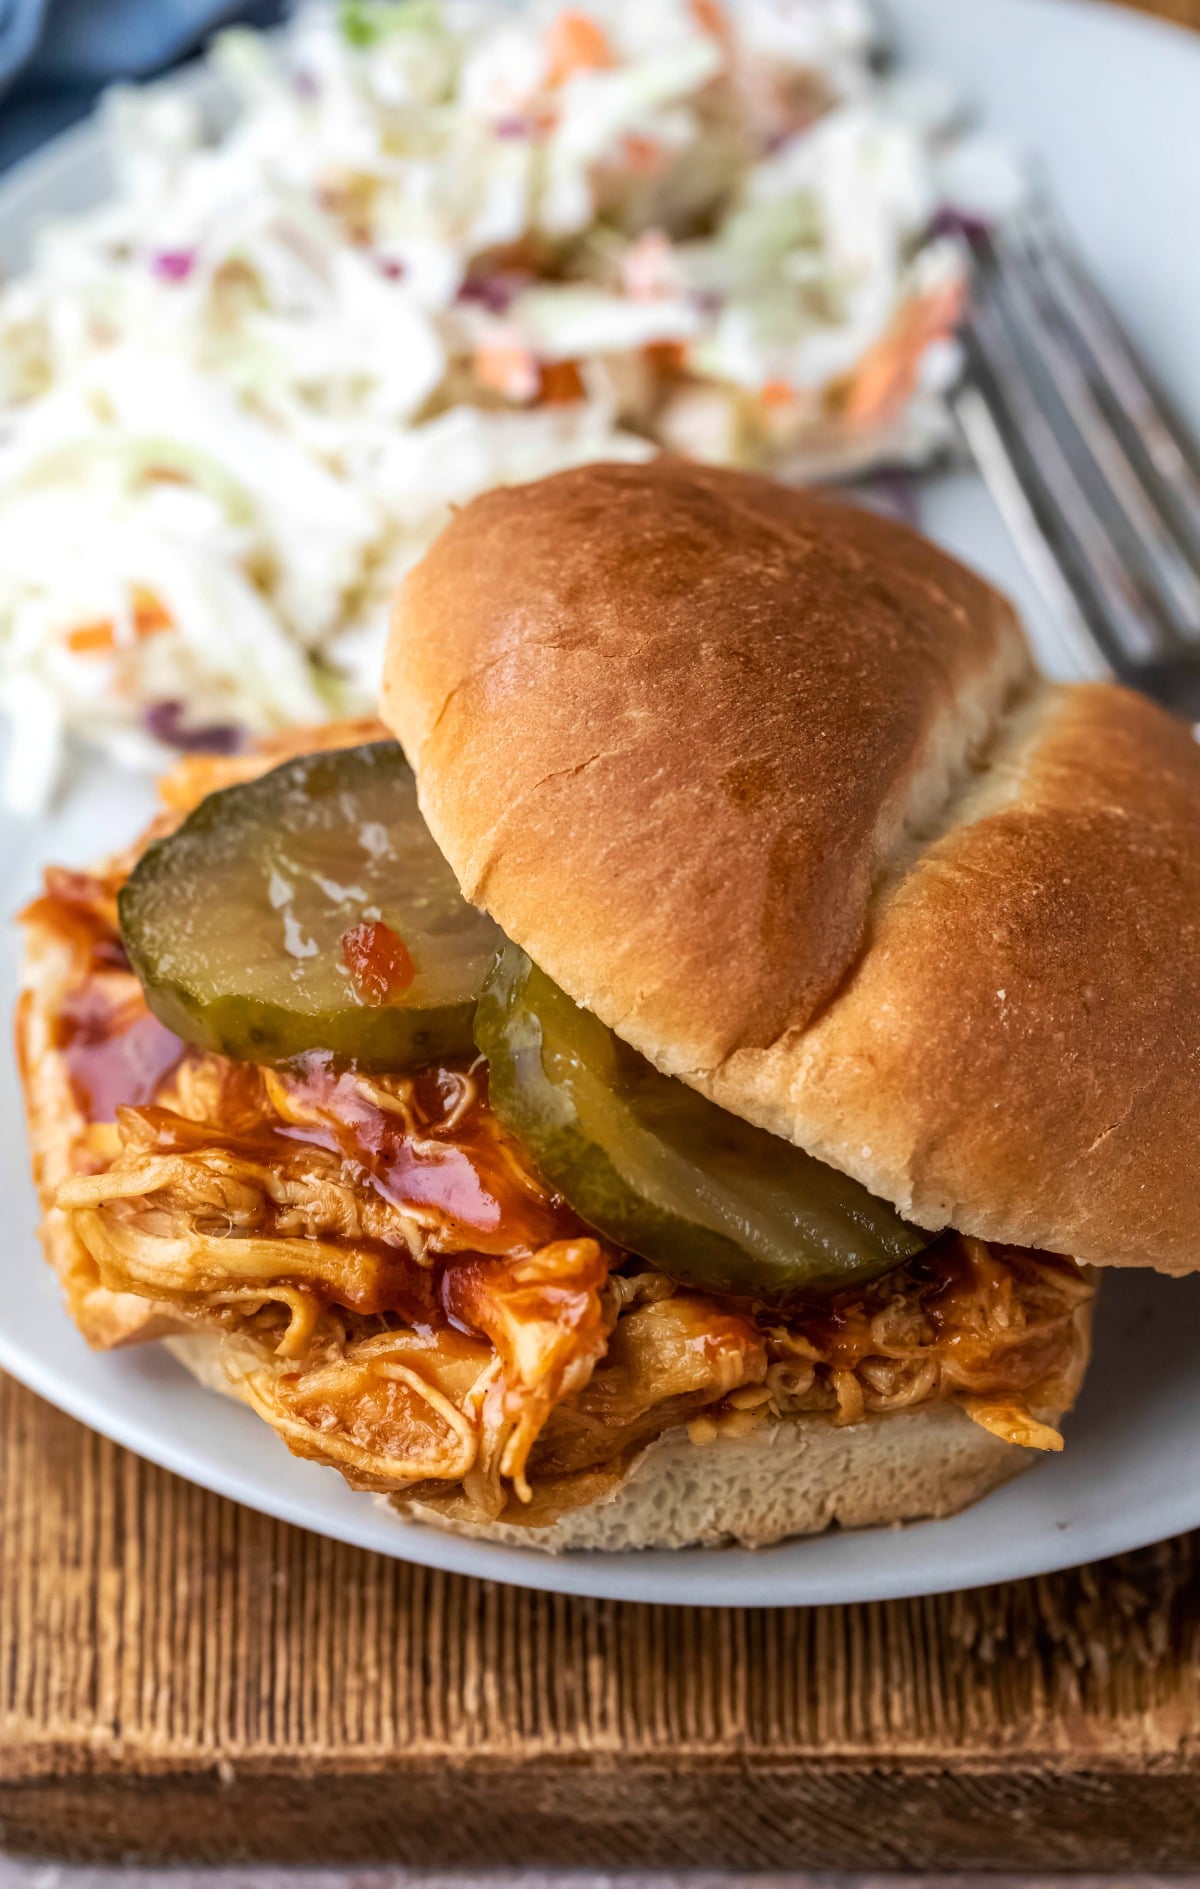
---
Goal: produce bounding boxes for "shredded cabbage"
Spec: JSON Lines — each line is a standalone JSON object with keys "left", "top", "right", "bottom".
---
{"left": 0, "top": 0, "right": 987, "bottom": 807}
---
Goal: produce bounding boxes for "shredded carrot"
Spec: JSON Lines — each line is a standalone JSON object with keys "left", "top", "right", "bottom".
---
{"left": 537, "top": 359, "right": 586, "bottom": 405}
{"left": 760, "top": 377, "right": 795, "bottom": 410}
{"left": 688, "top": 0, "right": 732, "bottom": 49}
{"left": 66, "top": 620, "right": 119, "bottom": 656}
{"left": 544, "top": 10, "right": 615, "bottom": 85}
{"left": 474, "top": 340, "right": 541, "bottom": 403}
{"left": 843, "top": 278, "right": 965, "bottom": 430}
{"left": 645, "top": 339, "right": 689, "bottom": 376}
{"left": 131, "top": 586, "right": 173, "bottom": 636}
{"left": 66, "top": 588, "right": 173, "bottom": 655}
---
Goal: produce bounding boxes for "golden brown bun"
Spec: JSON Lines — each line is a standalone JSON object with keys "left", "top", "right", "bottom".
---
{"left": 385, "top": 459, "right": 1200, "bottom": 1276}
{"left": 387, "top": 458, "right": 1030, "bottom": 1065}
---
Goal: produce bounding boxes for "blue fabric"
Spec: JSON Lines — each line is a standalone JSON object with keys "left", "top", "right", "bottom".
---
{"left": 0, "top": 0, "right": 51, "bottom": 94}
{"left": 0, "top": 0, "right": 287, "bottom": 170}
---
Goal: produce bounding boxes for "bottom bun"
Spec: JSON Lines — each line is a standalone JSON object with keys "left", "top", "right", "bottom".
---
{"left": 400, "top": 1402, "right": 1040, "bottom": 1551}
{"left": 165, "top": 1334, "right": 1060, "bottom": 1552}
{"left": 165, "top": 1334, "right": 237, "bottom": 1396}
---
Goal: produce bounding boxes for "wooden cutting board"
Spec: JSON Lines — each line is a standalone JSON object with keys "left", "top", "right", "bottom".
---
{"left": 5, "top": 0, "right": 1200, "bottom": 1866}
{"left": 4, "top": 1365, "right": 1200, "bottom": 1869}
{"left": 1125, "top": 0, "right": 1200, "bottom": 19}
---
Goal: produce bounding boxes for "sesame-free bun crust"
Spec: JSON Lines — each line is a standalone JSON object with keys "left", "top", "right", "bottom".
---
{"left": 386, "top": 459, "right": 1200, "bottom": 1276}
{"left": 387, "top": 458, "right": 1030, "bottom": 1068}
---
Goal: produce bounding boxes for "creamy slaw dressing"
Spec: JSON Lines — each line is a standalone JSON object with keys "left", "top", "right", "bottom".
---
{"left": 0, "top": 0, "right": 988, "bottom": 808}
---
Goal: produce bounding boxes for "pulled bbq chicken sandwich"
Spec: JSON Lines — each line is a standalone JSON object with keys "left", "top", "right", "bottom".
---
{"left": 24, "top": 458, "right": 1200, "bottom": 1552}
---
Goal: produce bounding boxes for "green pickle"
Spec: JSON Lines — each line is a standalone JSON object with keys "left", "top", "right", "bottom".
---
{"left": 119, "top": 742, "right": 502, "bottom": 1070}
{"left": 474, "top": 943, "right": 935, "bottom": 1301}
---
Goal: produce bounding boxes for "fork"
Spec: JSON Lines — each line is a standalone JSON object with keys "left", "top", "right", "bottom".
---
{"left": 950, "top": 199, "right": 1200, "bottom": 718}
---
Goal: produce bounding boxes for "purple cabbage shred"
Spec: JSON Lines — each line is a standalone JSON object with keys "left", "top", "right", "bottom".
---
{"left": 926, "top": 205, "right": 992, "bottom": 247}
{"left": 144, "top": 701, "right": 246, "bottom": 754}
{"left": 858, "top": 470, "right": 922, "bottom": 530}
{"left": 457, "top": 273, "right": 523, "bottom": 315}
{"left": 152, "top": 249, "right": 197, "bottom": 283}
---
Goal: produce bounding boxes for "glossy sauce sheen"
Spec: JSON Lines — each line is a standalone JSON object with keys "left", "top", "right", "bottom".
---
{"left": 30, "top": 864, "right": 583, "bottom": 1325}
{"left": 341, "top": 920, "right": 417, "bottom": 1003}
{"left": 278, "top": 1057, "right": 576, "bottom": 1257}
{"left": 26, "top": 868, "right": 131, "bottom": 972}
{"left": 128, "top": 1098, "right": 445, "bottom": 1328}
{"left": 27, "top": 857, "right": 1087, "bottom": 1450}
{"left": 787, "top": 1237, "right": 1083, "bottom": 1387}
{"left": 55, "top": 985, "right": 186, "bottom": 1124}
{"left": 29, "top": 870, "right": 187, "bottom": 1122}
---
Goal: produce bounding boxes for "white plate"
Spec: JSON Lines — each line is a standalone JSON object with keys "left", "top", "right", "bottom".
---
{"left": 2, "top": 0, "right": 1199, "bottom": 1606}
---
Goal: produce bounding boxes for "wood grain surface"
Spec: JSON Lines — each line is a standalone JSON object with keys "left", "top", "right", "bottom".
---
{"left": 4, "top": 0, "right": 1200, "bottom": 1868}
{"left": 3, "top": 1368, "right": 1200, "bottom": 1868}
{"left": 1121, "top": 0, "right": 1200, "bottom": 21}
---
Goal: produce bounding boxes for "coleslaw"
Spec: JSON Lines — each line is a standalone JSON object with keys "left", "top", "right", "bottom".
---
{"left": 0, "top": 0, "right": 979, "bottom": 809}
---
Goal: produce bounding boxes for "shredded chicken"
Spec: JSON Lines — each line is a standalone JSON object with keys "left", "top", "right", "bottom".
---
{"left": 445, "top": 1241, "right": 614, "bottom": 1500}
{"left": 18, "top": 732, "right": 1097, "bottom": 1529}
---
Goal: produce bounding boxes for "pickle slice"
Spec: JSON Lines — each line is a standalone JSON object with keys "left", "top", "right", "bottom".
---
{"left": 475, "top": 943, "right": 934, "bottom": 1301}
{"left": 119, "top": 743, "right": 502, "bottom": 1070}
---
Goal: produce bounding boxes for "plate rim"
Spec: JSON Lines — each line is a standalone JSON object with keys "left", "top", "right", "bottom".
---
{"left": 3, "top": 1273, "right": 1200, "bottom": 1606}
{"left": 3, "top": 0, "right": 1200, "bottom": 1606}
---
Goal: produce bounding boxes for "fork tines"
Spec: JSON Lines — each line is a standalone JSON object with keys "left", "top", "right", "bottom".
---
{"left": 952, "top": 200, "right": 1200, "bottom": 710}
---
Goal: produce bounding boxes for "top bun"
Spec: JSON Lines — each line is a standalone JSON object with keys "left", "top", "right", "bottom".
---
{"left": 384, "top": 459, "right": 1200, "bottom": 1275}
